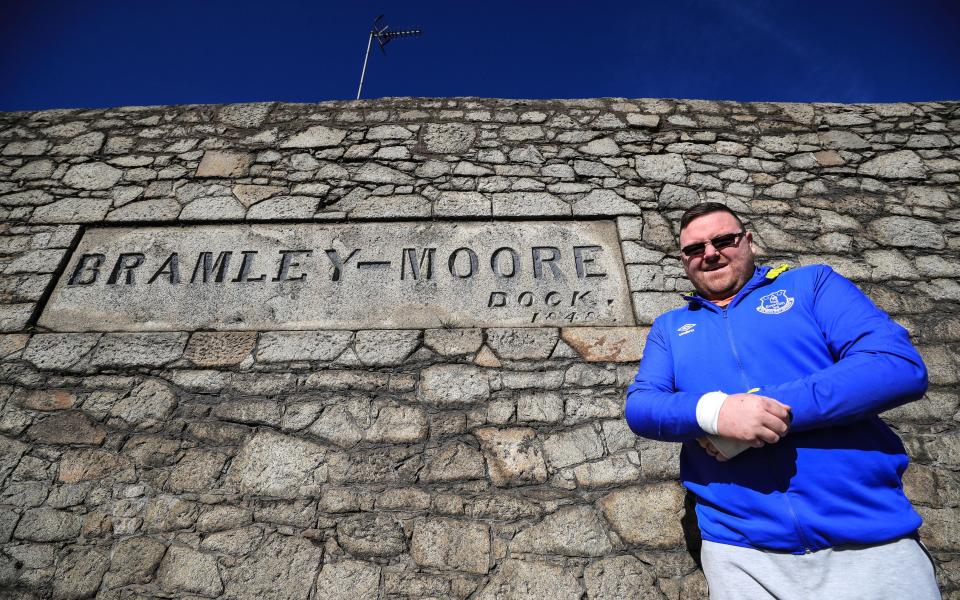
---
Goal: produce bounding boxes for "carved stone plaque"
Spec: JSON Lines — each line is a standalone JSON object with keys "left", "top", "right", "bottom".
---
{"left": 39, "top": 221, "right": 635, "bottom": 331}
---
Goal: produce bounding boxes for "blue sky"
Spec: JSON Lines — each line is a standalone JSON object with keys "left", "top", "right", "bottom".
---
{"left": 2, "top": 0, "right": 958, "bottom": 111}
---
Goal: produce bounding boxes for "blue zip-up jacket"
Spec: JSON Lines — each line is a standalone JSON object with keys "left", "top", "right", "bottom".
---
{"left": 625, "top": 264, "right": 928, "bottom": 553}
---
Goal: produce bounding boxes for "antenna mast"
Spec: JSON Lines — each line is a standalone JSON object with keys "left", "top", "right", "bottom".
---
{"left": 356, "top": 15, "right": 423, "bottom": 100}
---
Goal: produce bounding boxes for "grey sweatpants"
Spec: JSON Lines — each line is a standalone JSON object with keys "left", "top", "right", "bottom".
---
{"left": 701, "top": 537, "right": 940, "bottom": 600}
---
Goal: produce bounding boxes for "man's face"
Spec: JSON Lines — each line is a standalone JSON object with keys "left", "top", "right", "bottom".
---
{"left": 679, "top": 211, "right": 755, "bottom": 301}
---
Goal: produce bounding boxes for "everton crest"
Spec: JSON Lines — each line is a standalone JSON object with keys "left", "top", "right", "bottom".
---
{"left": 757, "top": 289, "right": 794, "bottom": 314}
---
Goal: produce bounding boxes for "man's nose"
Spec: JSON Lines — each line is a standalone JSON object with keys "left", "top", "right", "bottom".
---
{"left": 703, "top": 242, "right": 722, "bottom": 259}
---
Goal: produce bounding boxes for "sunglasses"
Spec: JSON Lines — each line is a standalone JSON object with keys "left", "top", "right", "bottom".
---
{"left": 680, "top": 231, "right": 746, "bottom": 258}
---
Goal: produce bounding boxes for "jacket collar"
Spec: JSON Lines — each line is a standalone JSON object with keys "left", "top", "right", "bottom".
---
{"left": 682, "top": 264, "right": 787, "bottom": 311}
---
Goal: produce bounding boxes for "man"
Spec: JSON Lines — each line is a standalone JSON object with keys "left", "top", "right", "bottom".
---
{"left": 625, "top": 202, "right": 939, "bottom": 599}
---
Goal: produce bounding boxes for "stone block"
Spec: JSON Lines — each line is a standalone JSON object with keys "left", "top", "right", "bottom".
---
{"left": 168, "top": 449, "right": 228, "bottom": 493}
{"left": 1, "top": 189, "right": 54, "bottom": 206}
{"left": 573, "top": 453, "right": 642, "bottom": 488}
{"left": 486, "top": 327, "right": 558, "bottom": 360}
{"left": 474, "top": 345, "right": 502, "bottom": 367}
{"left": 0, "top": 481, "right": 47, "bottom": 507}
{"left": 411, "top": 517, "right": 490, "bottom": 574}
{"left": 233, "top": 184, "right": 285, "bottom": 207}
{"left": 502, "top": 125, "right": 544, "bottom": 141}
{"left": 474, "top": 427, "right": 548, "bottom": 487}
{"left": 90, "top": 333, "right": 188, "bottom": 368}
{"left": 435, "top": 191, "right": 492, "bottom": 217}
{"left": 420, "top": 441, "right": 486, "bottom": 483}
{"left": 424, "top": 328, "right": 483, "bottom": 355}
{"left": 354, "top": 329, "right": 420, "bottom": 366}
{"left": 599, "top": 483, "right": 686, "bottom": 548}
{"left": 635, "top": 154, "right": 687, "bottom": 183}
{"left": 50, "top": 131, "right": 105, "bottom": 156}
{"left": 421, "top": 123, "right": 477, "bottom": 153}
{"left": 477, "top": 559, "right": 583, "bottom": 600}
{"left": 0, "top": 303, "right": 33, "bottom": 333}
{"left": 218, "top": 102, "right": 272, "bottom": 127}
{"left": 579, "top": 137, "right": 620, "bottom": 156}
{"left": 180, "top": 195, "right": 246, "bottom": 220}
{"left": 858, "top": 150, "right": 927, "bottom": 179}
{"left": 511, "top": 505, "right": 613, "bottom": 557}
{"left": 197, "top": 505, "right": 252, "bottom": 533}
{"left": 640, "top": 211, "right": 677, "bottom": 251}
{"left": 226, "top": 430, "right": 326, "bottom": 497}
{"left": 814, "top": 150, "right": 845, "bottom": 166}
{"left": 516, "top": 390, "right": 564, "bottom": 423}
{"left": 337, "top": 513, "right": 407, "bottom": 557}
{"left": 105, "top": 198, "right": 181, "bottom": 221}
{"left": 868, "top": 216, "right": 945, "bottom": 250}
{"left": 105, "top": 536, "right": 167, "bottom": 586}
{"left": 157, "top": 545, "right": 223, "bottom": 596}
{"left": 383, "top": 571, "right": 451, "bottom": 598}
{"left": 143, "top": 495, "right": 200, "bottom": 532}
{"left": 637, "top": 438, "right": 682, "bottom": 480}
{"left": 184, "top": 331, "right": 257, "bottom": 366}
{"left": 195, "top": 150, "right": 252, "bottom": 177}
{"left": 905, "top": 186, "right": 951, "bottom": 209}
{"left": 307, "top": 398, "right": 368, "bottom": 447}
{"left": 315, "top": 560, "right": 381, "bottom": 600}
{"left": 659, "top": 183, "right": 700, "bottom": 209}
{"left": 564, "top": 363, "right": 617, "bottom": 387}
{"left": 14, "top": 508, "right": 82, "bottom": 542}
{"left": 584, "top": 554, "right": 660, "bottom": 600}
{"left": 365, "top": 401, "right": 428, "bottom": 444}
{"left": 280, "top": 125, "right": 347, "bottom": 148}
{"left": 632, "top": 292, "right": 686, "bottom": 325}
{"left": 222, "top": 534, "right": 322, "bottom": 600}
{"left": 542, "top": 425, "right": 605, "bottom": 469}
{"left": 376, "top": 487, "right": 431, "bottom": 511}
{"left": 352, "top": 162, "right": 414, "bottom": 184}
{"left": 574, "top": 189, "right": 642, "bottom": 216}
{"left": 22, "top": 333, "right": 100, "bottom": 370}
{"left": 419, "top": 364, "right": 490, "bottom": 406}
{"left": 256, "top": 331, "right": 352, "bottom": 362}
{"left": 252, "top": 499, "right": 317, "bottom": 528}
{"left": 63, "top": 162, "right": 122, "bottom": 190}
{"left": 15, "top": 389, "right": 77, "bottom": 411}
{"left": 492, "top": 191, "right": 570, "bottom": 216}
{"left": 212, "top": 398, "right": 281, "bottom": 426}
{"left": 2, "top": 139, "right": 50, "bottom": 155}
{"left": 201, "top": 526, "right": 264, "bottom": 556}
{"left": 58, "top": 449, "right": 134, "bottom": 483}
{"left": 561, "top": 326, "right": 648, "bottom": 362}
{"left": 27, "top": 411, "right": 105, "bottom": 445}
{"left": 109, "top": 379, "right": 177, "bottom": 430}
{"left": 52, "top": 547, "right": 109, "bottom": 600}
{"left": 918, "top": 506, "right": 960, "bottom": 551}
{"left": 246, "top": 195, "right": 318, "bottom": 219}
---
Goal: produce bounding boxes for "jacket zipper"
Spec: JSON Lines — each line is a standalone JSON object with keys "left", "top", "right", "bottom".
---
{"left": 722, "top": 303, "right": 813, "bottom": 553}
{"left": 721, "top": 307, "right": 750, "bottom": 391}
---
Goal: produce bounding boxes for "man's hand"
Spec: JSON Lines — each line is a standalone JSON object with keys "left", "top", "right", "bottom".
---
{"left": 716, "top": 393, "right": 791, "bottom": 447}
{"left": 696, "top": 437, "right": 729, "bottom": 462}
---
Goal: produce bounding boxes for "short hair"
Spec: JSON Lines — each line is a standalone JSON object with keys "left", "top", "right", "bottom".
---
{"left": 679, "top": 202, "right": 745, "bottom": 232}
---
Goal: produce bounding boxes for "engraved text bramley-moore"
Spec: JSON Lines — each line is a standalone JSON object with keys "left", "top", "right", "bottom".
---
{"left": 40, "top": 222, "right": 635, "bottom": 331}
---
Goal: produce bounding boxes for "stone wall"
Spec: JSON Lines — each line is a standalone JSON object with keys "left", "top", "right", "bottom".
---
{"left": 0, "top": 97, "right": 958, "bottom": 599}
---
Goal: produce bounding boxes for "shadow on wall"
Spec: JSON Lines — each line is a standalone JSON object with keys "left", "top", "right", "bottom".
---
{"left": 683, "top": 490, "right": 703, "bottom": 568}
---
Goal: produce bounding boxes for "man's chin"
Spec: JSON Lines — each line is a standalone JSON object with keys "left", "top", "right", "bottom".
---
{"left": 697, "top": 277, "right": 736, "bottom": 300}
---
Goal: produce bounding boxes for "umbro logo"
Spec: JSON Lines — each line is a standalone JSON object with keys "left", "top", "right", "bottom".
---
{"left": 677, "top": 323, "right": 696, "bottom": 336}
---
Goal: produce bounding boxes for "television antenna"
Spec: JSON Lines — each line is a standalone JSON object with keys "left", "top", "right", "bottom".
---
{"left": 356, "top": 15, "right": 423, "bottom": 100}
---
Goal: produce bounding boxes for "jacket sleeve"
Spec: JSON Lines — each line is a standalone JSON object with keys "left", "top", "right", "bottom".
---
{"left": 624, "top": 319, "right": 706, "bottom": 441}
{"left": 758, "top": 266, "right": 928, "bottom": 432}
